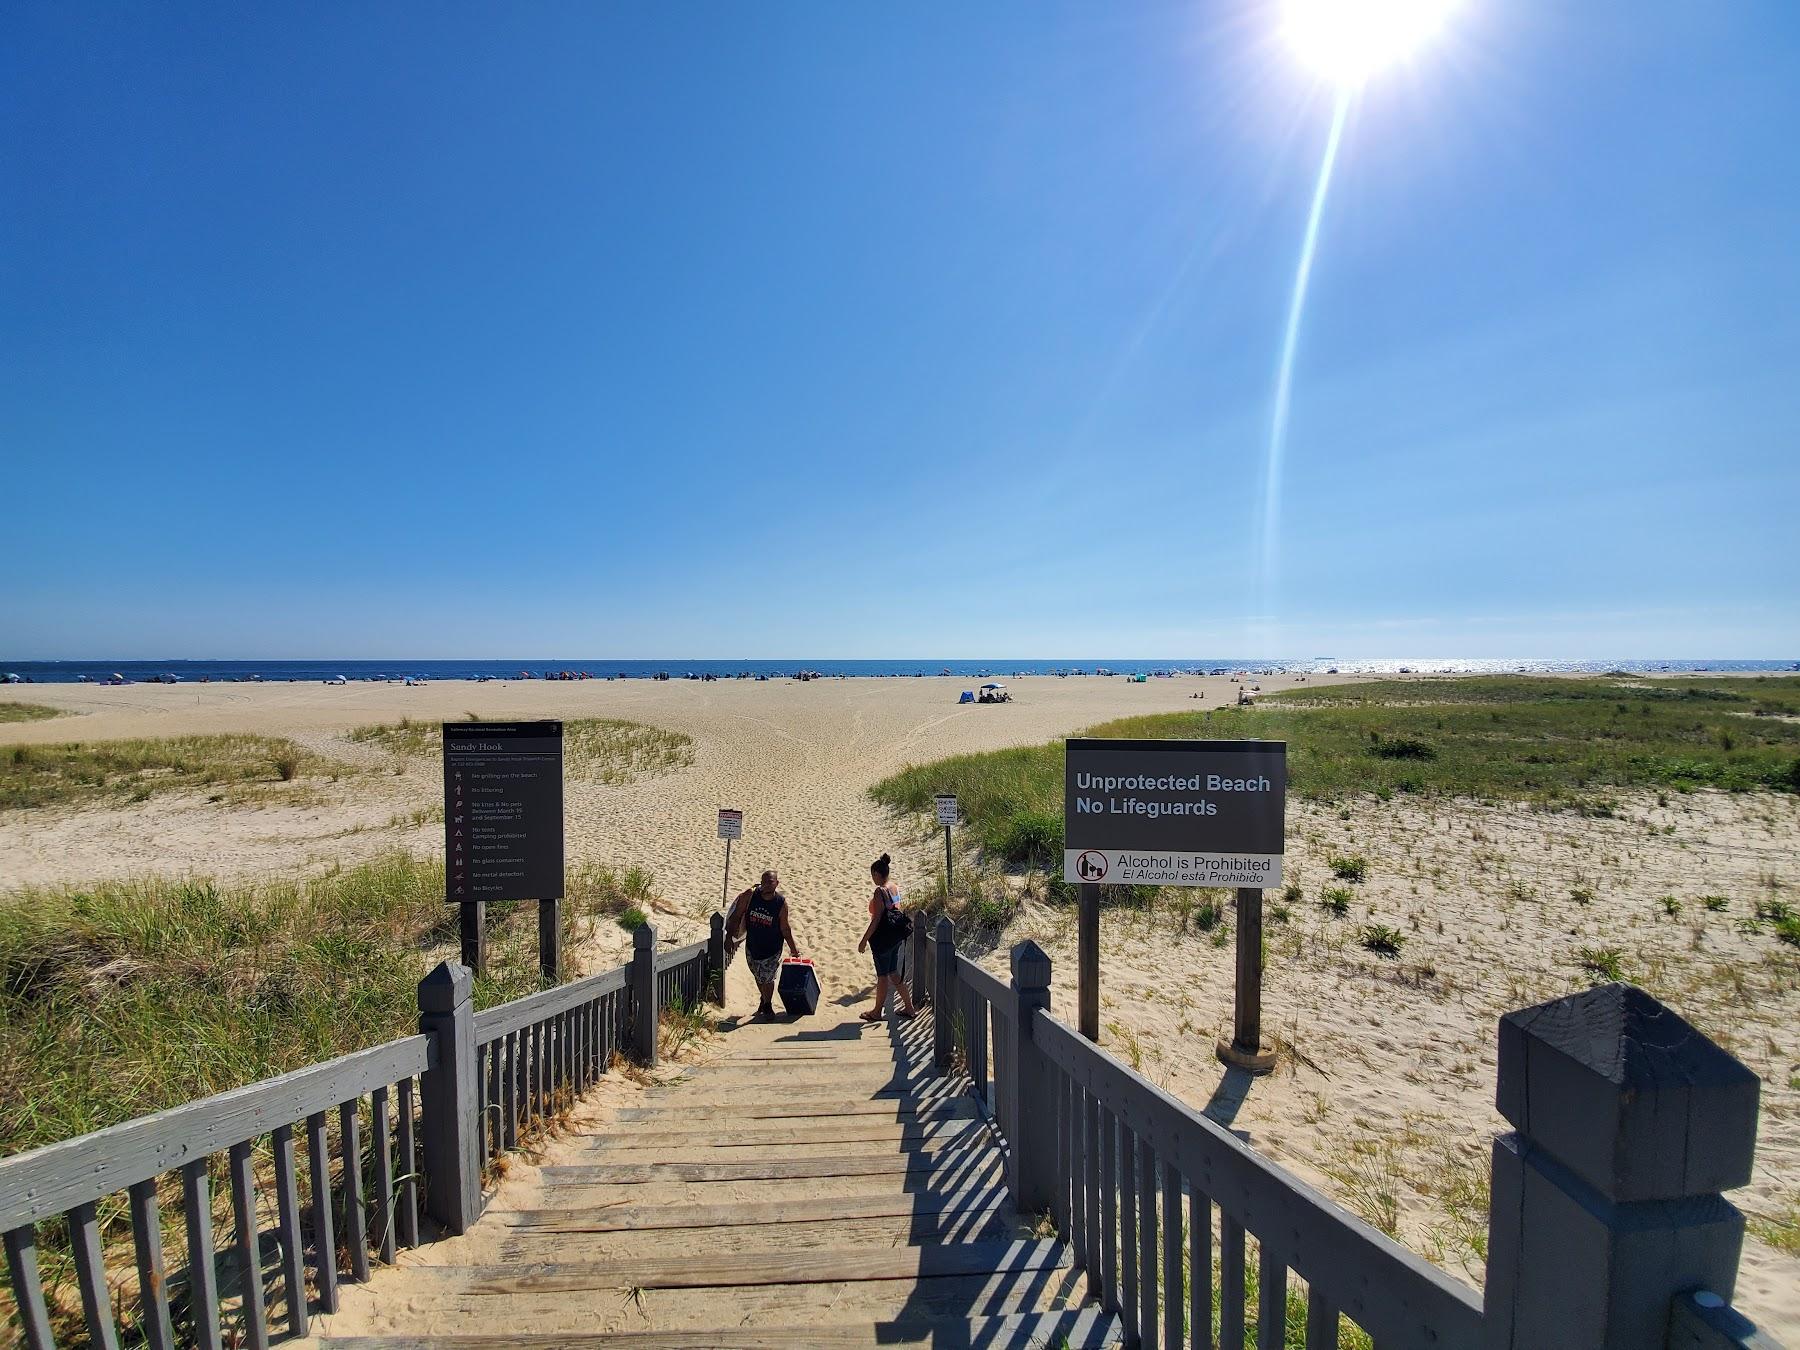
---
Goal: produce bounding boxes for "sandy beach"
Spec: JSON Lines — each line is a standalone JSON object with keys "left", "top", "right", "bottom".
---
{"left": 4, "top": 672, "right": 1797, "bottom": 1337}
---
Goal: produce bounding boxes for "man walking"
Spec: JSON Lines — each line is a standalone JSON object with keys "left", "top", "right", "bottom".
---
{"left": 729, "top": 869, "right": 800, "bottom": 1019}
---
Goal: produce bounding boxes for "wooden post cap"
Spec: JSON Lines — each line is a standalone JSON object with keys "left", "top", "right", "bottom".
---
{"left": 1010, "top": 940, "right": 1051, "bottom": 990}
{"left": 1496, "top": 982, "right": 1760, "bottom": 1201}
{"left": 417, "top": 961, "right": 472, "bottom": 1012}
{"left": 633, "top": 922, "right": 657, "bottom": 951}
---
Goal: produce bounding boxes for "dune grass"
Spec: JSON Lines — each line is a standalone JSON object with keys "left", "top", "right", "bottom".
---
{"left": 348, "top": 716, "right": 694, "bottom": 783}
{"left": 871, "top": 676, "right": 1800, "bottom": 872}
{"left": 0, "top": 733, "right": 338, "bottom": 811}
{"left": 0, "top": 701, "right": 62, "bottom": 723}
{"left": 0, "top": 852, "right": 663, "bottom": 1157}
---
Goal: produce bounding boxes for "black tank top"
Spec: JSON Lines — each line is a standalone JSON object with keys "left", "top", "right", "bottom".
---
{"left": 744, "top": 890, "right": 786, "bottom": 960}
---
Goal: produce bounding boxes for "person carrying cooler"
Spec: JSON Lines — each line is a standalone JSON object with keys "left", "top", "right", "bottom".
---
{"left": 858, "top": 853, "right": 917, "bottom": 1023}
{"left": 729, "top": 869, "right": 800, "bottom": 1020}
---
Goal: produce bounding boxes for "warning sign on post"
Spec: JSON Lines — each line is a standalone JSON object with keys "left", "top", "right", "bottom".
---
{"left": 935, "top": 794, "right": 959, "bottom": 825}
{"left": 1063, "top": 738, "right": 1285, "bottom": 888}
{"left": 444, "top": 721, "right": 565, "bottom": 902}
{"left": 718, "top": 808, "right": 743, "bottom": 840}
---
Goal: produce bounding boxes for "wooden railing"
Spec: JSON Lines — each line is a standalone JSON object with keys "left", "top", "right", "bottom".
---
{"left": 922, "top": 915, "right": 1787, "bottom": 1350}
{"left": 2, "top": 918, "right": 720, "bottom": 1349}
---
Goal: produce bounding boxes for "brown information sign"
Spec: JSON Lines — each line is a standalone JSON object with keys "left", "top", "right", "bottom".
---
{"left": 445, "top": 721, "right": 564, "bottom": 902}
{"left": 1063, "top": 738, "right": 1286, "bottom": 888}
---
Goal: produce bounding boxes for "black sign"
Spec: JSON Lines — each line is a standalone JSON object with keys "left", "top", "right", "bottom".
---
{"left": 444, "top": 721, "right": 564, "bottom": 903}
{"left": 1063, "top": 738, "right": 1286, "bottom": 888}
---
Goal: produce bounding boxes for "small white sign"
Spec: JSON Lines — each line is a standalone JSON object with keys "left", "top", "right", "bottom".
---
{"left": 1064, "top": 848, "right": 1281, "bottom": 889}
{"left": 717, "top": 808, "right": 743, "bottom": 840}
{"left": 935, "top": 794, "right": 959, "bottom": 826}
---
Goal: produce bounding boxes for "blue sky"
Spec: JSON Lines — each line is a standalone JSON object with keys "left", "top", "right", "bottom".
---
{"left": 3, "top": 3, "right": 1796, "bottom": 659}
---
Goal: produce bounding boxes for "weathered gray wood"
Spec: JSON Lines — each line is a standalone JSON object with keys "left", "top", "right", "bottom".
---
{"left": 382, "top": 1236, "right": 1071, "bottom": 1293}
{"left": 1484, "top": 984, "right": 1761, "bottom": 1350}
{"left": 0, "top": 1035, "right": 429, "bottom": 1230}
{"left": 339, "top": 1100, "right": 370, "bottom": 1282}
{"left": 612, "top": 1094, "right": 978, "bottom": 1124}
{"left": 270, "top": 1123, "right": 309, "bottom": 1337}
{"left": 306, "top": 1111, "right": 339, "bottom": 1314}
{"left": 538, "top": 896, "right": 561, "bottom": 983}
{"left": 500, "top": 1184, "right": 1009, "bottom": 1235}
{"left": 371, "top": 1085, "right": 396, "bottom": 1263}
{"left": 472, "top": 965, "right": 627, "bottom": 1045}
{"left": 1162, "top": 1160, "right": 1182, "bottom": 1350}
{"left": 654, "top": 939, "right": 708, "bottom": 976}
{"left": 418, "top": 960, "right": 481, "bottom": 1235}
{"left": 1231, "top": 886, "right": 1264, "bottom": 1057}
{"left": 4, "top": 1224, "right": 54, "bottom": 1350}
{"left": 585, "top": 1118, "right": 983, "bottom": 1151}
{"left": 396, "top": 1077, "right": 419, "bottom": 1249}
{"left": 1100, "top": 1104, "right": 1117, "bottom": 1313}
{"left": 129, "top": 1176, "right": 176, "bottom": 1350}
{"left": 1139, "top": 1133, "right": 1158, "bottom": 1349}
{"left": 1008, "top": 942, "right": 1056, "bottom": 1218}
{"left": 1305, "top": 1286, "right": 1340, "bottom": 1349}
{"left": 957, "top": 957, "right": 1012, "bottom": 1015}
{"left": 631, "top": 922, "right": 659, "bottom": 1066}
{"left": 1120, "top": 1117, "right": 1138, "bottom": 1345}
{"left": 707, "top": 912, "right": 727, "bottom": 1005}
{"left": 1667, "top": 1289, "right": 1785, "bottom": 1349}
{"left": 1078, "top": 881, "right": 1100, "bottom": 1042}
{"left": 500, "top": 1032, "right": 517, "bottom": 1150}
{"left": 69, "top": 1200, "right": 122, "bottom": 1350}
{"left": 1034, "top": 1011, "right": 1483, "bottom": 1348}
{"left": 541, "top": 1152, "right": 978, "bottom": 1185}
{"left": 1257, "top": 1243, "right": 1286, "bottom": 1350}
{"left": 179, "top": 1161, "right": 223, "bottom": 1350}
{"left": 1069, "top": 1079, "right": 1087, "bottom": 1263}
{"left": 1191, "top": 1183, "right": 1212, "bottom": 1350}
{"left": 1084, "top": 1089, "right": 1102, "bottom": 1293}
{"left": 228, "top": 1140, "right": 269, "bottom": 1350}
{"left": 313, "top": 1306, "right": 1125, "bottom": 1348}
{"left": 1220, "top": 1215, "right": 1245, "bottom": 1350}
{"left": 934, "top": 918, "right": 956, "bottom": 1069}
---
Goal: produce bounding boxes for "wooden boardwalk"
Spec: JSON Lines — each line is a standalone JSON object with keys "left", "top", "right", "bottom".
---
{"left": 318, "top": 1009, "right": 1121, "bottom": 1349}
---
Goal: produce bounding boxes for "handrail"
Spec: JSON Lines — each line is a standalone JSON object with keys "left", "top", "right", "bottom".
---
{"left": 1032, "top": 1009, "right": 1483, "bottom": 1347}
{"left": 955, "top": 954, "right": 1011, "bottom": 1013}
{"left": 474, "top": 966, "right": 628, "bottom": 1045}
{"left": 0, "top": 1033, "right": 432, "bottom": 1230}
{"left": 655, "top": 939, "right": 708, "bottom": 974}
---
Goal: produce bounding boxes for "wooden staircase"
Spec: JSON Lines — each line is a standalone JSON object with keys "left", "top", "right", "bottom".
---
{"left": 318, "top": 1009, "right": 1120, "bottom": 1348}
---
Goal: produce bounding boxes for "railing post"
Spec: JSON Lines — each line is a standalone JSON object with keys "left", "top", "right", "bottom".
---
{"left": 910, "top": 917, "right": 929, "bottom": 1008}
{"left": 1481, "top": 983, "right": 1760, "bottom": 1350}
{"left": 706, "top": 912, "right": 726, "bottom": 1006}
{"left": 631, "top": 922, "right": 659, "bottom": 1067}
{"left": 1008, "top": 940, "right": 1055, "bottom": 1219}
{"left": 933, "top": 916, "right": 956, "bottom": 1071}
{"left": 416, "top": 960, "right": 480, "bottom": 1235}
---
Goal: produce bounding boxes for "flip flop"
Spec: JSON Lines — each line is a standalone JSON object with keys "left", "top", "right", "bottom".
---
{"left": 858, "top": 1009, "right": 882, "bottom": 1023}
{"left": 896, "top": 1008, "right": 919, "bottom": 1021}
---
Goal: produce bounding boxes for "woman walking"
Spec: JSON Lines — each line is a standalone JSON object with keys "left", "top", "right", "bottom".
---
{"left": 857, "top": 853, "right": 917, "bottom": 1022}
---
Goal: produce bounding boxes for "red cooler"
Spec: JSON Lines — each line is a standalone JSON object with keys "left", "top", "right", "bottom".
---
{"left": 778, "top": 958, "right": 820, "bottom": 1016}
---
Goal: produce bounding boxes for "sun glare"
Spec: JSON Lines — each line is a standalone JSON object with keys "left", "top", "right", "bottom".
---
{"left": 1282, "top": 0, "right": 1460, "bottom": 86}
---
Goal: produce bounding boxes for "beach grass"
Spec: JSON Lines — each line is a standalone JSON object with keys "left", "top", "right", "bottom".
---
{"left": 0, "top": 701, "right": 61, "bottom": 723}
{"left": 348, "top": 716, "right": 694, "bottom": 783}
{"left": 0, "top": 733, "right": 339, "bottom": 811}
{"left": 870, "top": 676, "right": 1800, "bottom": 871}
{"left": 0, "top": 852, "right": 663, "bottom": 1157}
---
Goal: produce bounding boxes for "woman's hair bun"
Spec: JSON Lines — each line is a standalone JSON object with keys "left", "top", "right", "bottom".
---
{"left": 872, "top": 852, "right": 892, "bottom": 876}
{"left": 878, "top": 853, "right": 891, "bottom": 866}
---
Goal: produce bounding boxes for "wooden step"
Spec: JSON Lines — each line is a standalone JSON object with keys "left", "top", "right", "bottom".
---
{"left": 611, "top": 1095, "right": 977, "bottom": 1124}
{"left": 497, "top": 1183, "right": 1012, "bottom": 1235}
{"left": 582, "top": 1117, "right": 984, "bottom": 1151}
{"left": 540, "top": 1147, "right": 993, "bottom": 1186}
{"left": 533, "top": 1154, "right": 1005, "bottom": 1209}
{"left": 496, "top": 1206, "right": 1015, "bottom": 1261}
{"left": 322, "top": 1305, "right": 1122, "bottom": 1347}
{"left": 579, "top": 1126, "right": 987, "bottom": 1162}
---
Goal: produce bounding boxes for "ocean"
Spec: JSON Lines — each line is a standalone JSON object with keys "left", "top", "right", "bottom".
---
{"left": 2, "top": 658, "right": 1794, "bottom": 684}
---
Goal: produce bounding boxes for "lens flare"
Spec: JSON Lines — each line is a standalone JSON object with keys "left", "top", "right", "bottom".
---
{"left": 1283, "top": 0, "right": 1460, "bottom": 86}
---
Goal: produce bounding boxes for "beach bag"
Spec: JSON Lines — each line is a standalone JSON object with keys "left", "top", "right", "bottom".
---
{"left": 778, "top": 957, "right": 820, "bottom": 1016}
{"left": 873, "top": 892, "right": 913, "bottom": 950}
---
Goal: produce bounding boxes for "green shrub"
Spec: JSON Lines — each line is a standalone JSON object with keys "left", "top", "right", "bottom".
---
{"left": 1577, "top": 947, "right": 1625, "bottom": 982}
{"left": 1330, "top": 855, "right": 1369, "bottom": 883}
{"left": 1321, "top": 887, "right": 1353, "bottom": 916}
{"left": 1570, "top": 885, "right": 1596, "bottom": 906}
{"left": 991, "top": 810, "right": 1063, "bottom": 868}
{"left": 617, "top": 905, "right": 649, "bottom": 932}
{"left": 1358, "top": 924, "right": 1405, "bottom": 956}
{"left": 1660, "top": 895, "right": 1683, "bottom": 918}
{"left": 1700, "top": 895, "right": 1729, "bottom": 912}
{"left": 1370, "top": 735, "right": 1436, "bottom": 761}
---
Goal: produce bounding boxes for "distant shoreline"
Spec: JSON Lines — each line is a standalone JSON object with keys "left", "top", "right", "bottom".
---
{"left": 5, "top": 657, "right": 1797, "bottom": 685}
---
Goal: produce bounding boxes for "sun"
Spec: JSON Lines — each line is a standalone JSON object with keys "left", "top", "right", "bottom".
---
{"left": 1282, "top": 0, "right": 1461, "bottom": 86}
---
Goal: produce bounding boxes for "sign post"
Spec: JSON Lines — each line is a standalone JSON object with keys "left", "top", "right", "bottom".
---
{"left": 1063, "top": 737, "right": 1286, "bottom": 1066}
{"left": 934, "top": 794, "right": 958, "bottom": 897}
{"left": 444, "top": 721, "right": 565, "bottom": 982}
{"left": 717, "top": 808, "right": 743, "bottom": 910}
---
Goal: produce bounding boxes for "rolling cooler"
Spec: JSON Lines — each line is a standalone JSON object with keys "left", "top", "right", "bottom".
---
{"left": 777, "top": 957, "right": 820, "bottom": 1017}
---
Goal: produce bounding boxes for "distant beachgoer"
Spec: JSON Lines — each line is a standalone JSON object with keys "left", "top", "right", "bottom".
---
{"left": 730, "top": 870, "right": 799, "bottom": 1019}
{"left": 858, "top": 854, "right": 917, "bottom": 1022}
